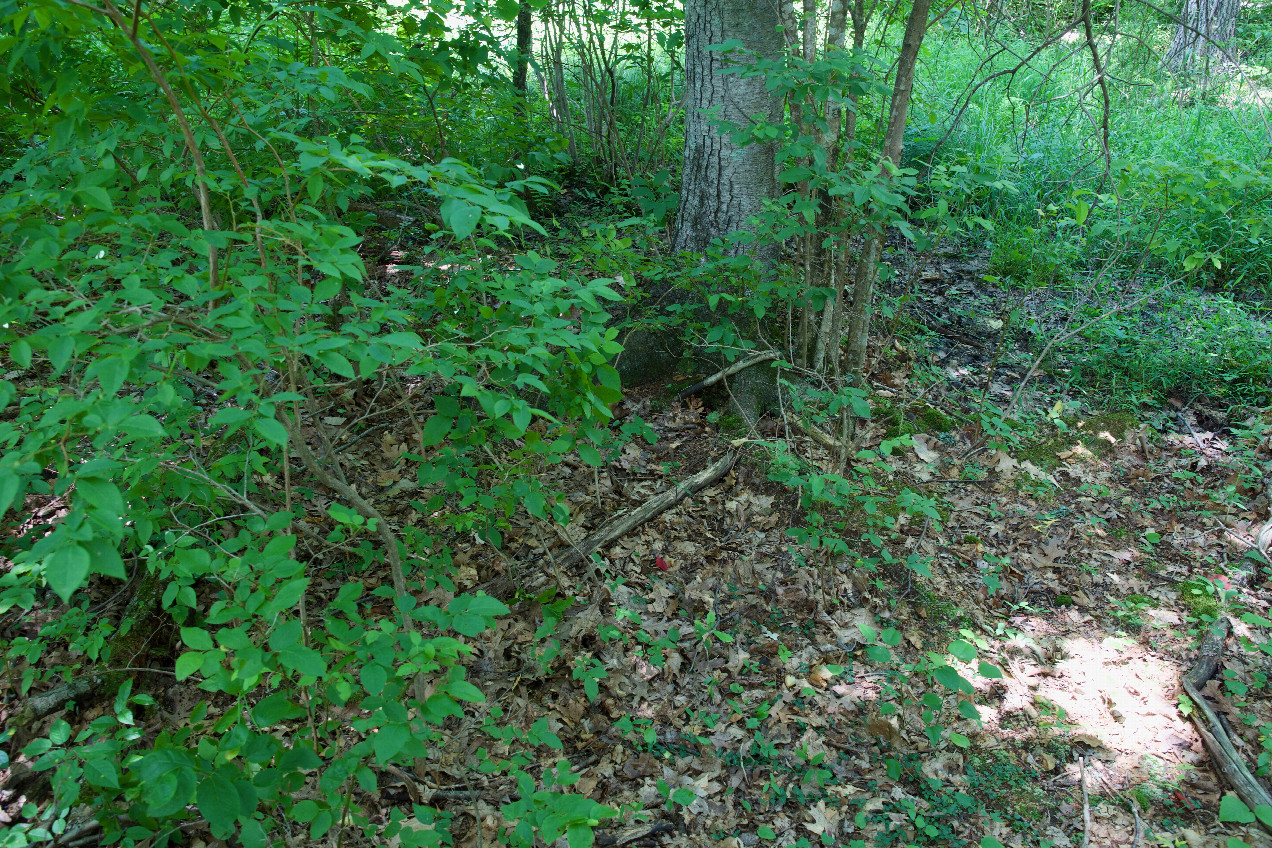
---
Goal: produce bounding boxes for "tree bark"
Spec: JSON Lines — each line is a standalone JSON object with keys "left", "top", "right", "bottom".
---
{"left": 674, "top": 0, "right": 783, "bottom": 255}
{"left": 1161, "top": 0, "right": 1239, "bottom": 73}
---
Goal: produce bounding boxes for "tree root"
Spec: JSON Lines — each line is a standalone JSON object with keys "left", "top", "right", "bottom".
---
{"left": 555, "top": 453, "right": 736, "bottom": 572}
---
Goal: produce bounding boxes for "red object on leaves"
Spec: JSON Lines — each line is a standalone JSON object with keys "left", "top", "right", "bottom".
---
{"left": 655, "top": 554, "right": 669, "bottom": 572}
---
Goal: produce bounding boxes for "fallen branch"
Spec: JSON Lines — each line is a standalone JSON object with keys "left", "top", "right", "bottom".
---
{"left": 1181, "top": 615, "right": 1272, "bottom": 829}
{"left": 9, "top": 676, "right": 103, "bottom": 729}
{"left": 596, "top": 822, "right": 676, "bottom": 846}
{"left": 555, "top": 453, "right": 736, "bottom": 571}
{"left": 674, "top": 351, "right": 779, "bottom": 401}
{"left": 786, "top": 416, "right": 843, "bottom": 452}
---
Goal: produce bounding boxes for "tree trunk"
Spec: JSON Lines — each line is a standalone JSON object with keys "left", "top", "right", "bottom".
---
{"left": 1161, "top": 0, "right": 1239, "bottom": 73}
{"left": 674, "top": 0, "right": 783, "bottom": 255}
{"left": 513, "top": 0, "right": 532, "bottom": 116}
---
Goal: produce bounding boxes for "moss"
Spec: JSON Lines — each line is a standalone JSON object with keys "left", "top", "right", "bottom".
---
{"left": 1019, "top": 411, "right": 1142, "bottom": 468}
{"left": 1129, "top": 784, "right": 1164, "bottom": 812}
{"left": 1076, "top": 412, "right": 1139, "bottom": 443}
{"left": 716, "top": 413, "right": 747, "bottom": 437}
{"left": 881, "top": 400, "right": 957, "bottom": 440}
{"left": 1178, "top": 578, "right": 1220, "bottom": 618}
{"left": 916, "top": 589, "right": 967, "bottom": 628}
{"left": 966, "top": 749, "right": 1053, "bottom": 823}
{"left": 1054, "top": 594, "right": 1074, "bottom": 607}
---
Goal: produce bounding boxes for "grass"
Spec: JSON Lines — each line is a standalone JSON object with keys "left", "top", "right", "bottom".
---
{"left": 1057, "top": 290, "right": 1272, "bottom": 408}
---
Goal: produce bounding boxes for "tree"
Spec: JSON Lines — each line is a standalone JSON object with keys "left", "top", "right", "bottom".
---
{"left": 674, "top": 0, "right": 784, "bottom": 254}
{"left": 1161, "top": 0, "right": 1240, "bottom": 73}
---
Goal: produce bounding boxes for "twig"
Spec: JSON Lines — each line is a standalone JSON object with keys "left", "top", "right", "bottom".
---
{"left": 1176, "top": 412, "right": 1204, "bottom": 450}
{"left": 1079, "top": 755, "right": 1091, "bottom": 848}
{"left": 1129, "top": 794, "right": 1142, "bottom": 848}
{"left": 554, "top": 453, "right": 736, "bottom": 571}
{"left": 595, "top": 822, "right": 677, "bottom": 846}
{"left": 674, "top": 351, "right": 780, "bottom": 401}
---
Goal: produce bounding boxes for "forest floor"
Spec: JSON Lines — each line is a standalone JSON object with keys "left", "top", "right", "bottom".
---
{"left": 322, "top": 247, "right": 1272, "bottom": 847}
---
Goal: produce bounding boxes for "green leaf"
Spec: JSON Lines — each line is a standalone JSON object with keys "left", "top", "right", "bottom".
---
{"left": 46, "top": 544, "right": 91, "bottom": 601}
{"left": 949, "top": 640, "right": 976, "bottom": 662}
{"left": 578, "top": 443, "right": 603, "bottom": 466}
{"left": 757, "top": 826, "right": 776, "bottom": 839}
{"left": 949, "top": 732, "right": 970, "bottom": 748}
{"left": 932, "top": 666, "right": 973, "bottom": 694}
{"left": 77, "top": 478, "right": 125, "bottom": 515}
{"left": 440, "top": 198, "right": 481, "bottom": 240}
{"left": 977, "top": 661, "right": 1003, "bottom": 679}
{"left": 197, "top": 772, "right": 239, "bottom": 837}
{"left": 452, "top": 612, "right": 488, "bottom": 637}
{"left": 254, "top": 417, "right": 289, "bottom": 447}
{"left": 240, "top": 819, "right": 267, "bottom": 848}
{"left": 361, "top": 663, "right": 388, "bottom": 696}
{"left": 175, "top": 651, "right": 204, "bottom": 681}
{"left": 1256, "top": 805, "right": 1272, "bottom": 827}
{"left": 181, "top": 627, "right": 215, "bottom": 651}
{"left": 9, "top": 339, "right": 31, "bottom": 369}
{"left": 566, "top": 823, "right": 595, "bottom": 848}
{"left": 865, "top": 645, "right": 892, "bottom": 662}
{"left": 278, "top": 644, "right": 327, "bottom": 678}
{"left": 78, "top": 186, "right": 113, "bottom": 212}
{"left": 268, "top": 619, "right": 303, "bottom": 651}
{"left": 373, "top": 723, "right": 411, "bottom": 763}
{"left": 445, "top": 679, "right": 485, "bottom": 703}
{"left": 981, "top": 839, "right": 1005, "bottom": 848}
{"left": 420, "top": 414, "right": 452, "bottom": 447}
{"left": 317, "top": 350, "right": 355, "bottom": 378}
{"left": 957, "top": 700, "right": 981, "bottom": 721}
{"left": 1219, "top": 793, "right": 1255, "bottom": 823}
{"left": 252, "top": 691, "right": 304, "bottom": 727}
{"left": 48, "top": 334, "right": 74, "bottom": 373}
{"left": 671, "top": 787, "right": 696, "bottom": 805}
{"left": 0, "top": 473, "right": 21, "bottom": 516}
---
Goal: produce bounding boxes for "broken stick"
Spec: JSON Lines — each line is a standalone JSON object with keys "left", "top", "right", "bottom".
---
{"left": 555, "top": 453, "right": 736, "bottom": 571}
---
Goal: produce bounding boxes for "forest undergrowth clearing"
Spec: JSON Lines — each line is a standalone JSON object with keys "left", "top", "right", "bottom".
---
{"left": 291, "top": 247, "right": 1270, "bottom": 846}
{"left": 302, "top": 358, "right": 1272, "bottom": 846}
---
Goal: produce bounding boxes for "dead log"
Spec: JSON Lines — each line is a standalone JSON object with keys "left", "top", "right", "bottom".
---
{"left": 555, "top": 453, "right": 736, "bottom": 571}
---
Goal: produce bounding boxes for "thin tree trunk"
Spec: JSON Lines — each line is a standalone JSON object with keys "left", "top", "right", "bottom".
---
{"left": 842, "top": 0, "right": 931, "bottom": 396}
{"left": 513, "top": 0, "right": 532, "bottom": 117}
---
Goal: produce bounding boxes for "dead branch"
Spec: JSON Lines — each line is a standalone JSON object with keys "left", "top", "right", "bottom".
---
{"left": 674, "top": 351, "right": 780, "bottom": 401}
{"left": 555, "top": 453, "right": 736, "bottom": 571}
{"left": 9, "top": 676, "right": 103, "bottom": 729}
{"left": 1181, "top": 615, "right": 1272, "bottom": 829}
